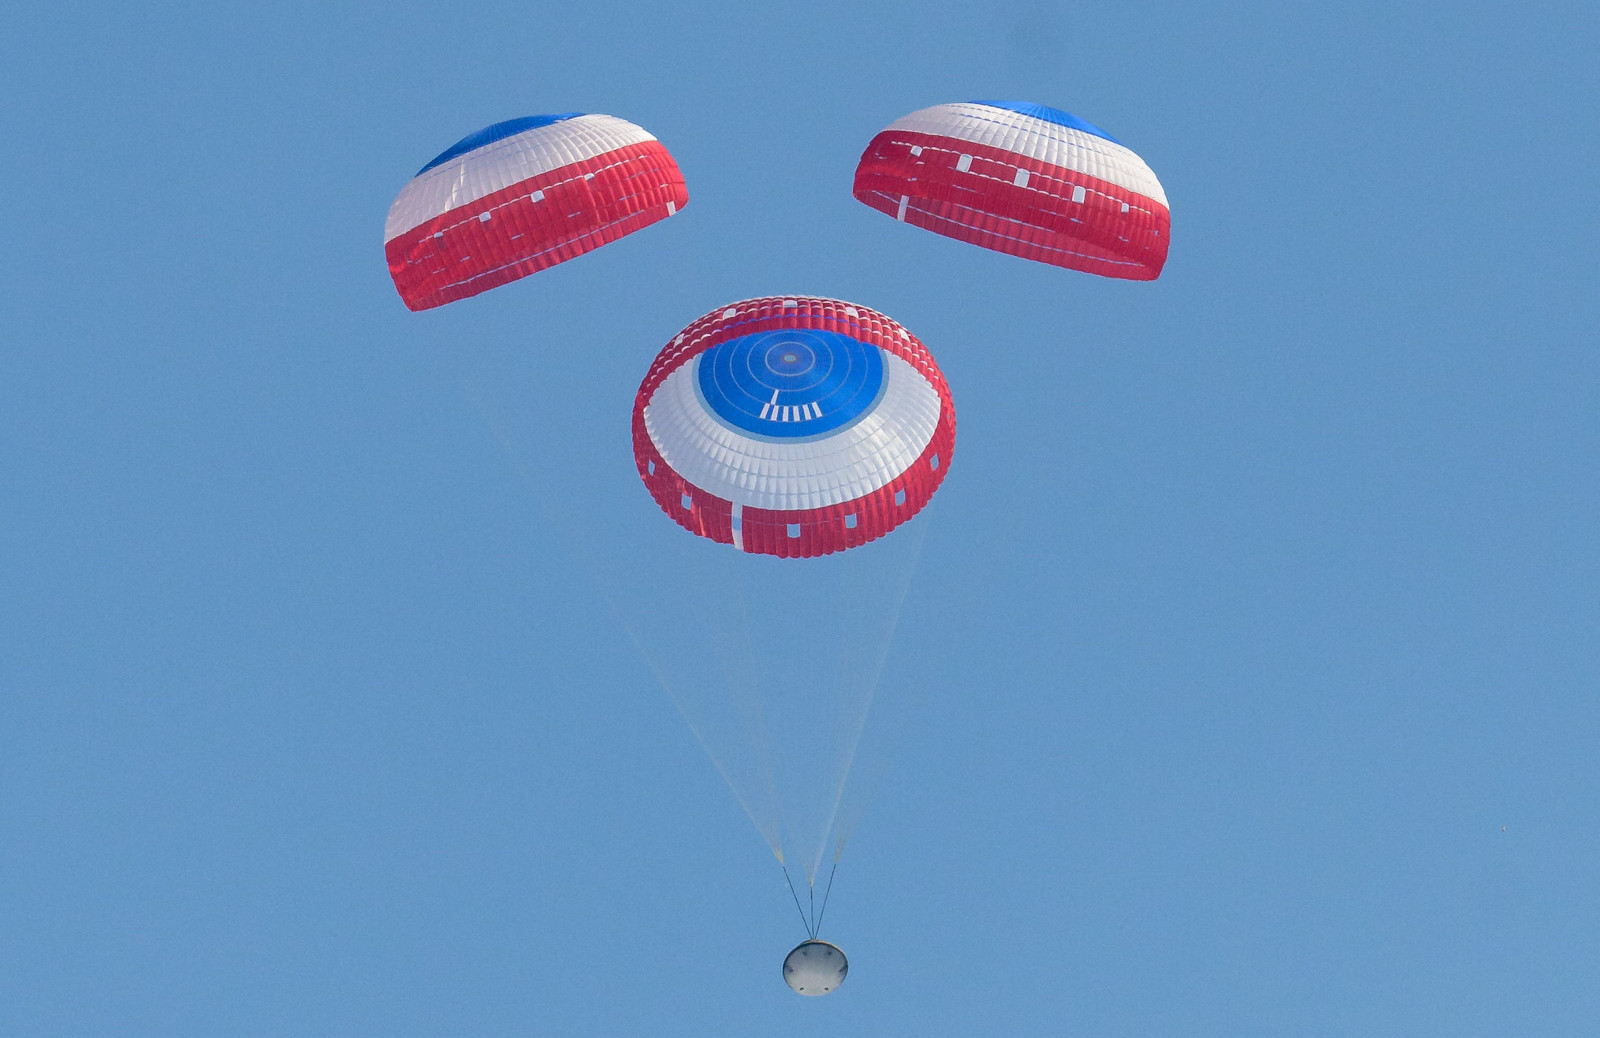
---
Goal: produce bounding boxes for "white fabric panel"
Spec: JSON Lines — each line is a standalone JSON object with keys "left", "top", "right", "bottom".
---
{"left": 644, "top": 351, "right": 942, "bottom": 512}
{"left": 885, "top": 103, "right": 1168, "bottom": 207}
{"left": 384, "top": 114, "right": 657, "bottom": 242}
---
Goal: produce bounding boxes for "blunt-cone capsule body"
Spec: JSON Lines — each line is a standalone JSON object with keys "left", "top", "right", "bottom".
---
{"left": 783, "top": 940, "right": 847, "bottom": 996}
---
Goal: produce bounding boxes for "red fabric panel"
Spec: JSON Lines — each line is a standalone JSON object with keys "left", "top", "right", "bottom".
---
{"left": 853, "top": 130, "right": 1169, "bottom": 280}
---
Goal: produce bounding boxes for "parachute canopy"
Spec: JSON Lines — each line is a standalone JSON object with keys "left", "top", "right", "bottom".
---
{"left": 852, "top": 101, "right": 1169, "bottom": 280}
{"left": 386, "top": 113, "right": 688, "bottom": 310}
{"left": 633, "top": 297, "right": 955, "bottom": 558}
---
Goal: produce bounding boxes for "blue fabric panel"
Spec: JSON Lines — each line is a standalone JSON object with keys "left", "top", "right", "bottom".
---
{"left": 696, "top": 330, "right": 885, "bottom": 439}
{"left": 970, "top": 100, "right": 1120, "bottom": 145}
{"left": 416, "top": 114, "right": 583, "bottom": 175}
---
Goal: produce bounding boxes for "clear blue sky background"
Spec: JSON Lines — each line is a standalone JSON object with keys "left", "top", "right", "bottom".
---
{"left": 3, "top": 1, "right": 1597, "bottom": 1034}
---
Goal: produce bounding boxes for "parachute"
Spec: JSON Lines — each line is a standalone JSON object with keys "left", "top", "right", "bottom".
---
{"left": 386, "top": 114, "right": 688, "bottom": 310}
{"left": 633, "top": 296, "right": 955, "bottom": 558}
{"left": 852, "top": 101, "right": 1169, "bottom": 280}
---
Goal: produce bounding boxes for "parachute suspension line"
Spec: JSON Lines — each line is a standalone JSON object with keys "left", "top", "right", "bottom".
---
{"left": 455, "top": 379, "right": 794, "bottom": 855}
{"left": 782, "top": 865, "right": 813, "bottom": 939}
{"left": 819, "top": 514, "right": 934, "bottom": 867}
{"left": 721, "top": 554, "right": 786, "bottom": 861}
{"left": 813, "top": 862, "right": 838, "bottom": 939}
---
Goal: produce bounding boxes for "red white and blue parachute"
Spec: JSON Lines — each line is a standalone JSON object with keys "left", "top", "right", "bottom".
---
{"left": 634, "top": 297, "right": 955, "bottom": 559}
{"left": 386, "top": 114, "right": 688, "bottom": 310}
{"left": 853, "top": 101, "right": 1169, "bottom": 280}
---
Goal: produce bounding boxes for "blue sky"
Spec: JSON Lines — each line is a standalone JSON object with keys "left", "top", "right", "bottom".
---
{"left": 3, "top": 1, "right": 1597, "bottom": 1034}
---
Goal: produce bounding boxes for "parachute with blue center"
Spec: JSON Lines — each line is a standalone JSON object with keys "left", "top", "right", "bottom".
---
{"left": 631, "top": 296, "right": 956, "bottom": 992}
